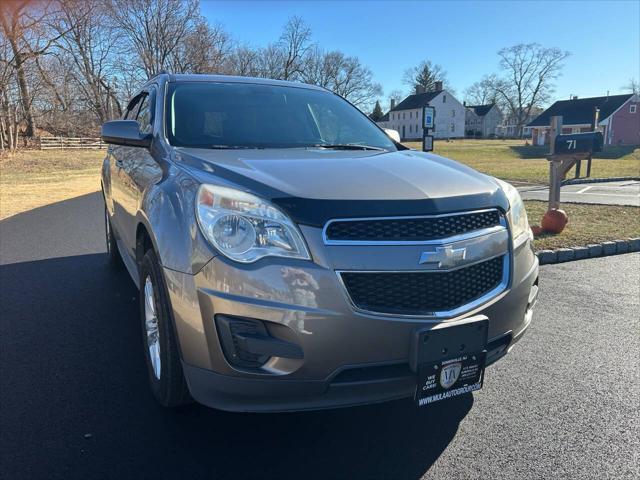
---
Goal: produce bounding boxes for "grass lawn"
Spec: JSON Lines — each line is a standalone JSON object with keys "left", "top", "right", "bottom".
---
{"left": 525, "top": 200, "right": 640, "bottom": 250}
{"left": 403, "top": 139, "right": 640, "bottom": 185}
{"left": 0, "top": 149, "right": 104, "bottom": 219}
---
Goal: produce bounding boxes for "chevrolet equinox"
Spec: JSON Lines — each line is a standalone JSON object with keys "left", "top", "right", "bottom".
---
{"left": 101, "top": 73, "right": 539, "bottom": 412}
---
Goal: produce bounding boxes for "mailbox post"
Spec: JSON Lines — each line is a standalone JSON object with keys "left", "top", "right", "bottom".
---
{"left": 546, "top": 115, "right": 603, "bottom": 210}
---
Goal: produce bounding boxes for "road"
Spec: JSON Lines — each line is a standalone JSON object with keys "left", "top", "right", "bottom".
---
{"left": 519, "top": 180, "right": 640, "bottom": 206}
{"left": 1, "top": 192, "right": 639, "bottom": 480}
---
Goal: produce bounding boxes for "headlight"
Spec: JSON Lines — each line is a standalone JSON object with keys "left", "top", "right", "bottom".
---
{"left": 196, "top": 184, "right": 311, "bottom": 263}
{"left": 496, "top": 178, "right": 531, "bottom": 242}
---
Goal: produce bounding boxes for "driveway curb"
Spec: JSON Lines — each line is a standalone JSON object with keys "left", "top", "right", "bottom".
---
{"left": 561, "top": 176, "right": 640, "bottom": 186}
{"left": 536, "top": 237, "right": 640, "bottom": 265}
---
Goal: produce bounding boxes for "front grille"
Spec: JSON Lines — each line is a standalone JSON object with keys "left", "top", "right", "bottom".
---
{"left": 325, "top": 210, "right": 501, "bottom": 242}
{"left": 340, "top": 256, "right": 504, "bottom": 316}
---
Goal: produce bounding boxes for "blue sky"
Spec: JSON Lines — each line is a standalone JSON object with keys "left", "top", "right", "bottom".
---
{"left": 201, "top": 0, "right": 640, "bottom": 106}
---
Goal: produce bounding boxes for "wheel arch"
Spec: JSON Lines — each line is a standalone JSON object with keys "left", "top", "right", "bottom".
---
{"left": 136, "top": 175, "right": 215, "bottom": 274}
{"left": 136, "top": 221, "right": 156, "bottom": 267}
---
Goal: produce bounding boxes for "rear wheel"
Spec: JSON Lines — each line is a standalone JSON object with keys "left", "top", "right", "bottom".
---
{"left": 139, "top": 249, "right": 191, "bottom": 407}
{"left": 104, "top": 205, "right": 123, "bottom": 268}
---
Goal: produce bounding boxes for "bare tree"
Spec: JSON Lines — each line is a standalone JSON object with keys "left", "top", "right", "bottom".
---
{"left": 0, "top": 0, "right": 68, "bottom": 137}
{"left": 0, "top": 34, "right": 19, "bottom": 150}
{"left": 277, "top": 16, "right": 312, "bottom": 81}
{"left": 464, "top": 76, "right": 499, "bottom": 105}
{"left": 51, "top": 0, "right": 123, "bottom": 125}
{"left": 302, "top": 48, "right": 381, "bottom": 110}
{"left": 169, "top": 19, "right": 232, "bottom": 74}
{"left": 387, "top": 89, "right": 404, "bottom": 108}
{"left": 623, "top": 78, "right": 639, "bottom": 95}
{"left": 227, "top": 45, "right": 260, "bottom": 77}
{"left": 301, "top": 47, "right": 339, "bottom": 88}
{"left": 255, "top": 43, "right": 286, "bottom": 79}
{"left": 490, "top": 43, "right": 569, "bottom": 136}
{"left": 402, "top": 60, "right": 449, "bottom": 92}
{"left": 105, "top": 0, "right": 199, "bottom": 78}
{"left": 0, "top": 4, "right": 387, "bottom": 143}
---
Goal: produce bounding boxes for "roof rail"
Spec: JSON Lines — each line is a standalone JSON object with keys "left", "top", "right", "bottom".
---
{"left": 146, "top": 70, "right": 171, "bottom": 82}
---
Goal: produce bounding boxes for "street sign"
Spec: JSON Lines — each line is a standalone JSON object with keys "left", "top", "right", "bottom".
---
{"left": 423, "top": 106, "right": 435, "bottom": 129}
{"left": 553, "top": 132, "right": 603, "bottom": 155}
{"left": 423, "top": 135, "right": 433, "bottom": 152}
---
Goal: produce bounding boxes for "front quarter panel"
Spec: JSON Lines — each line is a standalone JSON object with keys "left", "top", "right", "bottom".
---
{"left": 140, "top": 161, "right": 216, "bottom": 274}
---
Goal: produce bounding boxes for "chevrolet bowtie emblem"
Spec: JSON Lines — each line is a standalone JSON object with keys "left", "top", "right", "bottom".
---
{"left": 418, "top": 246, "right": 467, "bottom": 268}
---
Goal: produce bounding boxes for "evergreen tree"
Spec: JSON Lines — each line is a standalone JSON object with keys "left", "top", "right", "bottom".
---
{"left": 369, "top": 100, "right": 384, "bottom": 121}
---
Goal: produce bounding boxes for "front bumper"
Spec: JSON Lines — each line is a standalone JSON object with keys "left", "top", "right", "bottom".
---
{"left": 163, "top": 231, "right": 539, "bottom": 413}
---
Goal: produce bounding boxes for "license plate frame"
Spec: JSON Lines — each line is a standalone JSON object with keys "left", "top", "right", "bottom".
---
{"left": 411, "top": 316, "right": 489, "bottom": 407}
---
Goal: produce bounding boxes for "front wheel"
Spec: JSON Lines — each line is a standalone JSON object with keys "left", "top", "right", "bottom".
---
{"left": 139, "top": 249, "right": 191, "bottom": 407}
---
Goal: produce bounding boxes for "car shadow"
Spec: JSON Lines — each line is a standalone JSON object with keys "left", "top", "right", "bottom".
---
{"left": 508, "top": 144, "right": 548, "bottom": 159}
{"left": 1, "top": 214, "right": 472, "bottom": 479}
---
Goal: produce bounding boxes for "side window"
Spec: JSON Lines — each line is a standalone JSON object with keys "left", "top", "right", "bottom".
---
{"left": 136, "top": 93, "right": 153, "bottom": 134}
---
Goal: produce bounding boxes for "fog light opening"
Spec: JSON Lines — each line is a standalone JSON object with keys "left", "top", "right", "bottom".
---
{"left": 215, "top": 315, "right": 304, "bottom": 370}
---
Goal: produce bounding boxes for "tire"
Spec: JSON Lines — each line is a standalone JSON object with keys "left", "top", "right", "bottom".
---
{"left": 139, "top": 248, "right": 191, "bottom": 407}
{"left": 104, "top": 205, "right": 123, "bottom": 268}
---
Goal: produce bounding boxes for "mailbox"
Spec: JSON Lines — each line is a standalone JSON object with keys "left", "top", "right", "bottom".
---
{"left": 553, "top": 132, "right": 603, "bottom": 155}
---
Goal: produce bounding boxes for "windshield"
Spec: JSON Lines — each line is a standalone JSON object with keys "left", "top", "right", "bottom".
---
{"left": 165, "top": 82, "right": 396, "bottom": 150}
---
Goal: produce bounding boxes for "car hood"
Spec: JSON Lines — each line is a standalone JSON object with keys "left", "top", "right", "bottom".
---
{"left": 176, "top": 148, "right": 508, "bottom": 226}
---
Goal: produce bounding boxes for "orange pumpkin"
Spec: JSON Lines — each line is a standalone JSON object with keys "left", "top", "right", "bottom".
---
{"left": 541, "top": 209, "right": 568, "bottom": 234}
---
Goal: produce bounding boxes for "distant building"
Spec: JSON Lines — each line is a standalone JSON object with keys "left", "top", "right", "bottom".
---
{"left": 464, "top": 104, "right": 502, "bottom": 138}
{"left": 527, "top": 94, "right": 639, "bottom": 146}
{"left": 496, "top": 107, "right": 543, "bottom": 138}
{"left": 376, "top": 82, "right": 465, "bottom": 140}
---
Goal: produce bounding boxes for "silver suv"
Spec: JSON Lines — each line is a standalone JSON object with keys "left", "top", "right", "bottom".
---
{"left": 101, "top": 74, "right": 539, "bottom": 412}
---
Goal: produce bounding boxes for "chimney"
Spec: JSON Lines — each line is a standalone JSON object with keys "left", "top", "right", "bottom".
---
{"left": 463, "top": 101, "right": 467, "bottom": 106}
{"left": 434, "top": 81, "right": 443, "bottom": 92}
{"left": 415, "top": 85, "right": 426, "bottom": 95}
{"left": 390, "top": 98, "right": 396, "bottom": 110}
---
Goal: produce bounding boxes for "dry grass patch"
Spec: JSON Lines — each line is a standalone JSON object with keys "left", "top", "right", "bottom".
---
{"left": 0, "top": 149, "right": 104, "bottom": 219}
{"left": 403, "top": 139, "right": 640, "bottom": 185}
{"left": 524, "top": 200, "right": 640, "bottom": 250}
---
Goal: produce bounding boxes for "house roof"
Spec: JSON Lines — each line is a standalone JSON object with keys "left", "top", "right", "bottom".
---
{"left": 467, "top": 104, "right": 494, "bottom": 117}
{"left": 527, "top": 94, "right": 633, "bottom": 127}
{"left": 376, "top": 112, "right": 389, "bottom": 123}
{"left": 390, "top": 91, "right": 441, "bottom": 111}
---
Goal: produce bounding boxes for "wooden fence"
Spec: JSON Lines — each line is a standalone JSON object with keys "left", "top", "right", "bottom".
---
{"left": 39, "top": 137, "right": 104, "bottom": 150}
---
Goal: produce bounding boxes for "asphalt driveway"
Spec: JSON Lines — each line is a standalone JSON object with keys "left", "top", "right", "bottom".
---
{"left": 1, "top": 192, "right": 638, "bottom": 479}
{"left": 519, "top": 180, "right": 640, "bottom": 206}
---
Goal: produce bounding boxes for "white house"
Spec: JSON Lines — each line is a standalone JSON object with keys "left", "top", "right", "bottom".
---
{"left": 464, "top": 103, "right": 502, "bottom": 138}
{"left": 377, "top": 82, "right": 466, "bottom": 140}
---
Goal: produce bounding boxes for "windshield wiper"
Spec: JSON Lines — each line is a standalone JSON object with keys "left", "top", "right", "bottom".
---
{"left": 308, "top": 143, "right": 386, "bottom": 151}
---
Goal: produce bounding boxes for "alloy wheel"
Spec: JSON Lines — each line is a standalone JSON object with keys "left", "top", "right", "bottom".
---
{"left": 144, "top": 276, "right": 161, "bottom": 379}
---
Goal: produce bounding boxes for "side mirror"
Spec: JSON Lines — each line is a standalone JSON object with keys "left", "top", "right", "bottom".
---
{"left": 384, "top": 128, "right": 401, "bottom": 143}
{"left": 102, "top": 120, "right": 152, "bottom": 148}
